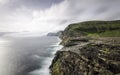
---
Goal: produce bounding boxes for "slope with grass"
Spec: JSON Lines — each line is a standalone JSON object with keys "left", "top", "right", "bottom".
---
{"left": 63, "top": 20, "right": 120, "bottom": 37}
{"left": 50, "top": 20, "right": 120, "bottom": 75}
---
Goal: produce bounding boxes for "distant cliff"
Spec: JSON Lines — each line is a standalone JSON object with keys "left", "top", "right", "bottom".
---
{"left": 47, "top": 31, "right": 62, "bottom": 36}
{"left": 50, "top": 20, "right": 120, "bottom": 75}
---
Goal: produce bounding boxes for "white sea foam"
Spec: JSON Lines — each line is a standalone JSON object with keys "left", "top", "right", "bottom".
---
{"left": 29, "top": 38, "right": 63, "bottom": 75}
{"left": 29, "top": 57, "right": 52, "bottom": 75}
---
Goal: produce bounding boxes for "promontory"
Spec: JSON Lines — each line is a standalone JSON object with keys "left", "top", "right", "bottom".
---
{"left": 50, "top": 20, "right": 120, "bottom": 75}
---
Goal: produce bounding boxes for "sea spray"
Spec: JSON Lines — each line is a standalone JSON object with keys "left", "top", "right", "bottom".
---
{"left": 29, "top": 37, "right": 63, "bottom": 75}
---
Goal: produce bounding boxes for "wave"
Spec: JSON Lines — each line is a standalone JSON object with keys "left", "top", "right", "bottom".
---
{"left": 28, "top": 39, "right": 63, "bottom": 75}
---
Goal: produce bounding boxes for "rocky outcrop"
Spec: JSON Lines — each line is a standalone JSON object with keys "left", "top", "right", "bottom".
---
{"left": 47, "top": 31, "right": 62, "bottom": 36}
{"left": 50, "top": 20, "right": 120, "bottom": 75}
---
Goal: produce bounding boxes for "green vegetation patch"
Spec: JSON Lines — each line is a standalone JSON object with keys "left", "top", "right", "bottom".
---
{"left": 51, "top": 60, "right": 63, "bottom": 75}
{"left": 64, "top": 20, "right": 120, "bottom": 37}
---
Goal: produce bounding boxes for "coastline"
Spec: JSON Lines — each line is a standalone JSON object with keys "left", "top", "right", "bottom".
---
{"left": 29, "top": 36, "right": 63, "bottom": 75}
{"left": 50, "top": 20, "right": 120, "bottom": 75}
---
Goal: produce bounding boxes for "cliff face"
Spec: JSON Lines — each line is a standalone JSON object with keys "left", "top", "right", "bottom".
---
{"left": 47, "top": 31, "right": 62, "bottom": 36}
{"left": 50, "top": 20, "right": 120, "bottom": 75}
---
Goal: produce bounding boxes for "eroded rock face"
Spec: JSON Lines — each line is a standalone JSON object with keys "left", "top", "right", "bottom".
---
{"left": 50, "top": 51, "right": 84, "bottom": 75}
{"left": 50, "top": 44, "right": 120, "bottom": 75}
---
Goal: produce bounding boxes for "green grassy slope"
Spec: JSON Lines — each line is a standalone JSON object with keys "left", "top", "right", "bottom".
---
{"left": 64, "top": 20, "right": 120, "bottom": 37}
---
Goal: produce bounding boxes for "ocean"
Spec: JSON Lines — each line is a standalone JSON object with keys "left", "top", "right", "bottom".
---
{"left": 0, "top": 36, "right": 62, "bottom": 75}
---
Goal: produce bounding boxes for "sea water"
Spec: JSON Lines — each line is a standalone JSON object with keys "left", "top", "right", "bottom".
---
{"left": 0, "top": 36, "right": 62, "bottom": 75}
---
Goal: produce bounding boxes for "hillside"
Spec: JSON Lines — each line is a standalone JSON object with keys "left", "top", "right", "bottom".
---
{"left": 63, "top": 20, "right": 120, "bottom": 37}
{"left": 50, "top": 20, "right": 120, "bottom": 75}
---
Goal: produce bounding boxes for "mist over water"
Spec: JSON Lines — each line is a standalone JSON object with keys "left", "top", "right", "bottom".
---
{"left": 0, "top": 36, "right": 61, "bottom": 75}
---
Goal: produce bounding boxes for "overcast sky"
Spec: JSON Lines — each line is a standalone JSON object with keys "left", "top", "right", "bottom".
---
{"left": 0, "top": 0, "right": 120, "bottom": 33}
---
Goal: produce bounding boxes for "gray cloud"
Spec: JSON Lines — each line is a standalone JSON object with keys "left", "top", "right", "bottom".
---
{"left": 0, "top": 0, "right": 63, "bottom": 10}
{"left": 61, "top": 0, "right": 120, "bottom": 23}
{"left": 0, "top": 0, "right": 120, "bottom": 33}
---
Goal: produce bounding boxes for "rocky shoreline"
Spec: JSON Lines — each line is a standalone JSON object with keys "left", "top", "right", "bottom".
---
{"left": 50, "top": 20, "right": 120, "bottom": 75}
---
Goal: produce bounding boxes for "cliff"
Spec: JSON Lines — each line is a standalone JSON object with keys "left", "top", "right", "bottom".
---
{"left": 47, "top": 31, "right": 62, "bottom": 36}
{"left": 50, "top": 20, "right": 120, "bottom": 75}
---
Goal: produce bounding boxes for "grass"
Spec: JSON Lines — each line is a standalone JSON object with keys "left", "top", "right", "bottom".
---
{"left": 99, "top": 30, "right": 120, "bottom": 37}
{"left": 87, "top": 30, "right": 120, "bottom": 37}
{"left": 64, "top": 20, "right": 120, "bottom": 37}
